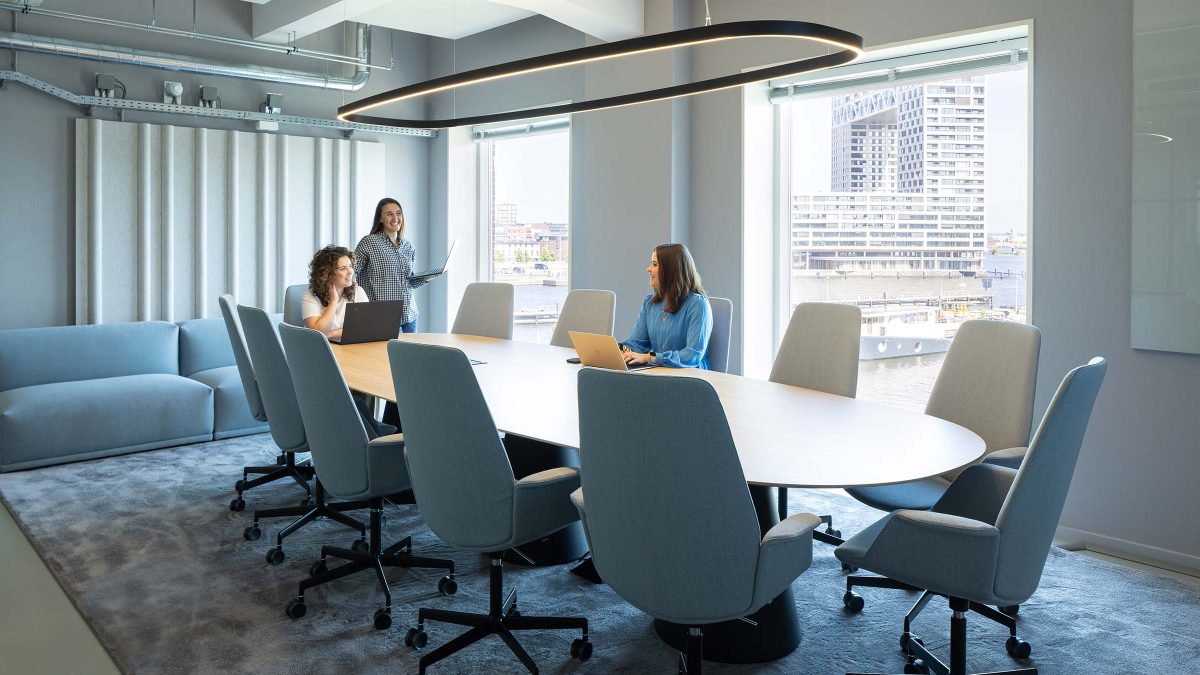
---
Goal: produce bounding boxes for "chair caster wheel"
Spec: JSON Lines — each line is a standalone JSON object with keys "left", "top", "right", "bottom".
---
{"left": 438, "top": 576, "right": 457, "bottom": 596}
{"left": 999, "top": 604, "right": 1020, "bottom": 616}
{"left": 299, "top": 495, "right": 314, "bottom": 508}
{"left": 1006, "top": 636, "right": 1031, "bottom": 658}
{"left": 373, "top": 608, "right": 392, "bottom": 630}
{"left": 285, "top": 599, "right": 306, "bottom": 620}
{"left": 405, "top": 627, "right": 428, "bottom": 649}
{"left": 243, "top": 525, "right": 261, "bottom": 541}
{"left": 841, "top": 562, "right": 858, "bottom": 573}
{"left": 904, "top": 659, "right": 929, "bottom": 674}
{"left": 266, "top": 548, "right": 285, "bottom": 565}
{"left": 309, "top": 560, "right": 328, "bottom": 577}
{"left": 276, "top": 454, "right": 287, "bottom": 465}
{"left": 351, "top": 539, "right": 369, "bottom": 554}
{"left": 229, "top": 497, "right": 246, "bottom": 512}
{"left": 826, "top": 527, "right": 842, "bottom": 538}
{"left": 506, "top": 607, "right": 521, "bottom": 618}
{"left": 843, "top": 590, "right": 864, "bottom": 612}
{"left": 571, "top": 638, "right": 593, "bottom": 661}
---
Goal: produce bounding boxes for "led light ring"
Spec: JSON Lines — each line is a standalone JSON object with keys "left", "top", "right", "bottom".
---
{"left": 338, "top": 20, "right": 863, "bottom": 129}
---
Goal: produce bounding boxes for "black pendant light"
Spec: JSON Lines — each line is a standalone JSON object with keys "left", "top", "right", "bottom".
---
{"left": 338, "top": 20, "right": 863, "bottom": 129}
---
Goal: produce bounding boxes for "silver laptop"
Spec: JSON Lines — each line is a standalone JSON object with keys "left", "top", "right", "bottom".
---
{"left": 408, "top": 239, "right": 458, "bottom": 284}
{"left": 568, "top": 331, "right": 655, "bottom": 372}
{"left": 328, "top": 300, "right": 405, "bottom": 344}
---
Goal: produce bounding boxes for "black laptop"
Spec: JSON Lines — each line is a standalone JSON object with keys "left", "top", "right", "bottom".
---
{"left": 328, "top": 300, "right": 406, "bottom": 344}
{"left": 408, "top": 239, "right": 458, "bottom": 285}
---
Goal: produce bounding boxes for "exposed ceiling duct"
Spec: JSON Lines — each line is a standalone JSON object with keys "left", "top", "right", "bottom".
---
{"left": 0, "top": 23, "right": 371, "bottom": 91}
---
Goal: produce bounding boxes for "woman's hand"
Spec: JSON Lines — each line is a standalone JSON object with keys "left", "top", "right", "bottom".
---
{"left": 622, "top": 351, "right": 651, "bottom": 366}
{"left": 327, "top": 328, "right": 343, "bottom": 341}
{"left": 326, "top": 285, "right": 340, "bottom": 307}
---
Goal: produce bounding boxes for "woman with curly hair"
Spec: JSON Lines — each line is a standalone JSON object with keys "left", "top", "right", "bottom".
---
{"left": 301, "top": 245, "right": 367, "bottom": 341}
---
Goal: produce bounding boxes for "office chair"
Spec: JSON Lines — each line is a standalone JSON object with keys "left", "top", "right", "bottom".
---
{"left": 549, "top": 289, "right": 616, "bottom": 348}
{"left": 705, "top": 296, "right": 734, "bottom": 373}
{"left": 282, "top": 283, "right": 307, "bottom": 327}
{"left": 217, "top": 294, "right": 313, "bottom": 511}
{"left": 387, "top": 340, "right": 590, "bottom": 673}
{"left": 574, "top": 367, "right": 821, "bottom": 674}
{"left": 278, "top": 324, "right": 456, "bottom": 629}
{"left": 769, "top": 302, "right": 861, "bottom": 546}
{"left": 452, "top": 282, "right": 515, "bottom": 339}
{"left": 838, "top": 357, "right": 1106, "bottom": 675}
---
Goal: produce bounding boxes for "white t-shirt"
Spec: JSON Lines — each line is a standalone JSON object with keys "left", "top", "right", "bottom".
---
{"left": 301, "top": 286, "right": 368, "bottom": 330}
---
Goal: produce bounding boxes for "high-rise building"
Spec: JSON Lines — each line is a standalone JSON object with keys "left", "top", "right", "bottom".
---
{"left": 495, "top": 202, "right": 518, "bottom": 227}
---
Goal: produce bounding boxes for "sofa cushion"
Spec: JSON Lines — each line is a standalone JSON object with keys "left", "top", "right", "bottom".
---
{"left": 178, "top": 317, "right": 236, "bottom": 377}
{"left": 0, "top": 322, "right": 180, "bottom": 392}
{"left": 0, "top": 374, "right": 213, "bottom": 471}
{"left": 190, "top": 366, "right": 269, "bottom": 439}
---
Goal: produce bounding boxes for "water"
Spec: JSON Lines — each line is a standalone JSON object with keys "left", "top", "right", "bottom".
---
{"left": 512, "top": 283, "right": 568, "bottom": 344}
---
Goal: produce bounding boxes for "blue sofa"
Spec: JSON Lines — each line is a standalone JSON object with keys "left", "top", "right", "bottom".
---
{"left": 0, "top": 318, "right": 269, "bottom": 472}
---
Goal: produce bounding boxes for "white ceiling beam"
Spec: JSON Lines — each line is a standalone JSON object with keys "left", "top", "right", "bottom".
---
{"left": 498, "top": 0, "right": 643, "bottom": 41}
{"left": 251, "top": 0, "right": 394, "bottom": 43}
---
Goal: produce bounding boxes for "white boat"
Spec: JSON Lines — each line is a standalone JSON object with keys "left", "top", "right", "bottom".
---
{"left": 859, "top": 305, "right": 959, "bottom": 360}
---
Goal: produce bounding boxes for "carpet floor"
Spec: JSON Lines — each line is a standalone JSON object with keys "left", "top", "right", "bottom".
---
{"left": 0, "top": 434, "right": 1196, "bottom": 674}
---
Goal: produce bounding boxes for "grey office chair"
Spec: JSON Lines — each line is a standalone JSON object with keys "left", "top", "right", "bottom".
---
{"left": 387, "top": 341, "right": 590, "bottom": 674}
{"left": 770, "top": 302, "right": 862, "bottom": 543}
{"left": 282, "top": 283, "right": 308, "bottom": 326}
{"left": 237, "top": 305, "right": 368, "bottom": 564}
{"left": 278, "top": 324, "right": 456, "bottom": 630}
{"left": 838, "top": 357, "right": 1106, "bottom": 675}
{"left": 452, "top": 282, "right": 515, "bottom": 339}
{"left": 549, "top": 289, "right": 616, "bottom": 348}
{"left": 574, "top": 368, "right": 821, "bottom": 674}
{"left": 218, "top": 294, "right": 313, "bottom": 510}
{"left": 705, "top": 296, "right": 734, "bottom": 373}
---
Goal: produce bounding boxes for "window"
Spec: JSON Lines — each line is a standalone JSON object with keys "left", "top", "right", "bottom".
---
{"left": 774, "top": 30, "right": 1029, "bottom": 410}
{"left": 476, "top": 123, "right": 570, "bottom": 343}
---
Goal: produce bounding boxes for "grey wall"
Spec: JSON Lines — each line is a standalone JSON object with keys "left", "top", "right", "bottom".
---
{"left": 0, "top": 0, "right": 432, "bottom": 330}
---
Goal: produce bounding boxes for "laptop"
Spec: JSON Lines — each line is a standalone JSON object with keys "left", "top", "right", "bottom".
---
{"left": 328, "top": 300, "right": 406, "bottom": 344}
{"left": 408, "top": 239, "right": 458, "bottom": 284}
{"left": 568, "top": 331, "right": 655, "bottom": 372}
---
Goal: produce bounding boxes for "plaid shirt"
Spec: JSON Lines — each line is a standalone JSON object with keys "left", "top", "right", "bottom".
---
{"left": 353, "top": 232, "right": 428, "bottom": 324}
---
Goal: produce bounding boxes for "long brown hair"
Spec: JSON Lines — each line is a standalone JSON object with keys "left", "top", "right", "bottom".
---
{"left": 369, "top": 197, "right": 404, "bottom": 238}
{"left": 651, "top": 243, "right": 705, "bottom": 314}
{"left": 308, "top": 245, "right": 357, "bottom": 308}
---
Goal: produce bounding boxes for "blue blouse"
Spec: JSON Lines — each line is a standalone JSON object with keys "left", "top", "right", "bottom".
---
{"left": 620, "top": 292, "right": 713, "bottom": 369}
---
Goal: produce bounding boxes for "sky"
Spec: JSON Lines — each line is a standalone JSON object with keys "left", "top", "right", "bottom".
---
{"left": 493, "top": 131, "right": 570, "bottom": 224}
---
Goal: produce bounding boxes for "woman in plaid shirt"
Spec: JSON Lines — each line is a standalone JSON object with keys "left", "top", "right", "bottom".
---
{"left": 353, "top": 197, "right": 430, "bottom": 333}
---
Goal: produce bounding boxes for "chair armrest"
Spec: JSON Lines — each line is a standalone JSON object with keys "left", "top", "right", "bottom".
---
{"left": 367, "top": 432, "right": 405, "bottom": 451}
{"left": 516, "top": 466, "right": 579, "bottom": 487}
{"left": 859, "top": 510, "right": 1001, "bottom": 600}
{"left": 510, "top": 467, "right": 581, "bottom": 547}
{"left": 751, "top": 513, "right": 821, "bottom": 611}
{"left": 983, "top": 446, "right": 1028, "bottom": 470}
{"left": 762, "top": 512, "right": 821, "bottom": 547}
{"left": 932, "top": 462, "right": 1017, "bottom": 525}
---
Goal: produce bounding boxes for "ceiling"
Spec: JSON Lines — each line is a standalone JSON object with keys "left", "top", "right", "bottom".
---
{"left": 246, "top": 0, "right": 643, "bottom": 43}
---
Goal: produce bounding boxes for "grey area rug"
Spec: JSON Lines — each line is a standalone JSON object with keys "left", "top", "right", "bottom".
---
{"left": 1, "top": 435, "right": 1197, "bottom": 674}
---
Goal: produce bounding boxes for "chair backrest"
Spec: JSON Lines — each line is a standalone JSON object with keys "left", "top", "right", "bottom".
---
{"left": 277, "top": 323, "right": 373, "bottom": 497}
{"left": 993, "top": 357, "right": 1106, "bottom": 601}
{"left": 218, "top": 295, "right": 266, "bottom": 422}
{"left": 705, "top": 296, "right": 734, "bottom": 373}
{"left": 927, "top": 320, "right": 1041, "bottom": 477}
{"left": 769, "top": 302, "right": 861, "bottom": 398}
{"left": 577, "top": 368, "right": 762, "bottom": 621}
{"left": 282, "top": 284, "right": 308, "bottom": 326}
{"left": 549, "top": 289, "right": 617, "bottom": 348}
{"left": 451, "top": 282, "right": 515, "bottom": 339}
{"left": 236, "top": 305, "right": 308, "bottom": 453}
{"left": 387, "top": 341, "right": 518, "bottom": 551}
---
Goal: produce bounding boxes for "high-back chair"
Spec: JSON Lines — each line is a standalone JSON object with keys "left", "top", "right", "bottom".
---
{"left": 451, "top": 282, "right": 515, "bottom": 339}
{"left": 549, "top": 289, "right": 616, "bottom": 348}
{"left": 705, "top": 296, "right": 734, "bottom": 373}
{"left": 282, "top": 283, "right": 308, "bottom": 326}
{"left": 237, "top": 305, "right": 369, "bottom": 565}
{"left": 218, "top": 294, "right": 310, "bottom": 511}
{"left": 838, "top": 358, "right": 1106, "bottom": 675}
{"left": 387, "top": 340, "right": 591, "bottom": 673}
{"left": 574, "top": 368, "right": 822, "bottom": 673}
{"left": 277, "top": 324, "right": 455, "bottom": 630}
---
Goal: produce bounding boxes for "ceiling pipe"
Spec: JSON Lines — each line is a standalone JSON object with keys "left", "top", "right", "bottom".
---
{"left": 0, "top": 23, "right": 370, "bottom": 91}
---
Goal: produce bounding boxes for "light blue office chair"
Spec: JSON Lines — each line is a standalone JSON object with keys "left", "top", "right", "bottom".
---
{"left": 574, "top": 368, "right": 821, "bottom": 674}
{"left": 282, "top": 283, "right": 307, "bottom": 327}
{"left": 705, "top": 296, "right": 734, "bottom": 373}
{"left": 387, "top": 340, "right": 591, "bottom": 673}
{"left": 549, "top": 289, "right": 617, "bottom": 348}
{"left": 278, "top": 324, "right": 456, "bottom": 630}
{"left": 838, "top": 358, "right": 1106, "bottom": 675}
{"left": 452, "top": 282, "right": 515, "bottom": 339}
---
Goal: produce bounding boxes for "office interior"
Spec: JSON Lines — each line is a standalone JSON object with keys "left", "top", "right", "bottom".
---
{"left": 1, "top": 0, "right": 1198, "bottom": 673}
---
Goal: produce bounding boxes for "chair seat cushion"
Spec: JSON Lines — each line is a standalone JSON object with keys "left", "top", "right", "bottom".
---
{"left": 844, "top": 476, "right": 951, "bottom": 513}
{"left": 0, "top": 374, "right": 213, "bottom": 471}
{"left": 190, "top": 366, "right": 269, "bottom": 439}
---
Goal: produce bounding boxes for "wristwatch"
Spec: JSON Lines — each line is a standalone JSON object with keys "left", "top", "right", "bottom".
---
{"left": 648, "top": 351, "right": 656, "bottom": 364}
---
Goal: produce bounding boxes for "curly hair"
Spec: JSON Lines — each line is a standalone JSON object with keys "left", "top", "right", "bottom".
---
{"left": 307, "top": 245, "right": 357, "bottom": 308}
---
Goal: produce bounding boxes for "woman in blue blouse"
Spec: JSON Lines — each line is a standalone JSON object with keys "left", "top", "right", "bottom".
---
{"left": 620, "top": 243, "right": 713, "bottom": 369}
{"left": 353, "top": 197, "right": 427, "bottom": 333}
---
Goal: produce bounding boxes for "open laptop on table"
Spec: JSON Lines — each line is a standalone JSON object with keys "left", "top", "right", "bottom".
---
{"left": 408, "top": 239, "right": 458, "bottom": 284}
{"left": 568, "top": 331, "right": 655, "bottom": 372}
{"left": 328, "top": 300, "right": 405, "bottom": 344}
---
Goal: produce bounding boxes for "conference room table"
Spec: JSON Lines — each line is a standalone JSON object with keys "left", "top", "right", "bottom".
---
{"left": 330, "top": 333, "right": 986, "bottom": 663}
